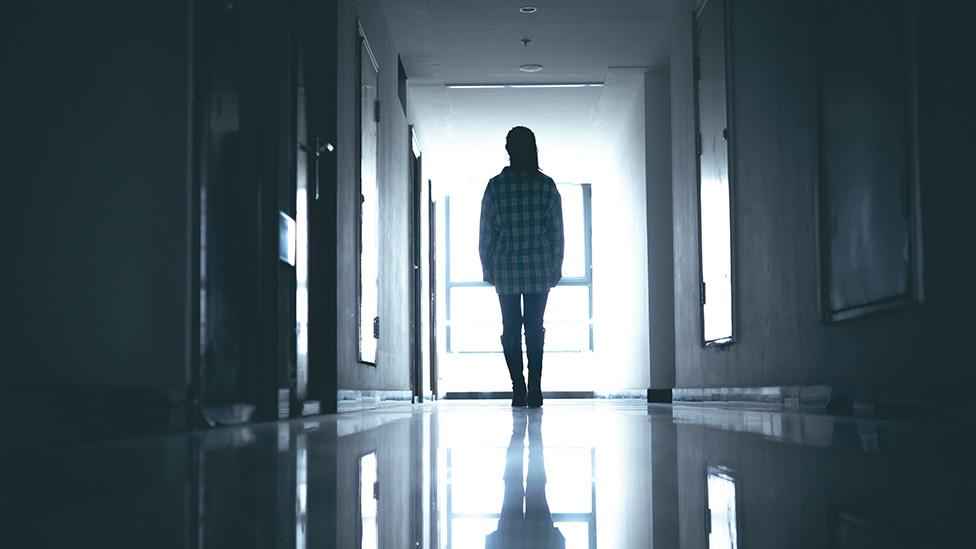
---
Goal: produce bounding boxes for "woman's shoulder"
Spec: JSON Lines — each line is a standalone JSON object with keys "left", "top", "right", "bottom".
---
{"left": 536, "top": 172, "right": 558, "bottom": 192}
{"left": 533, "top": 170, "right": 555, "bottom": 184}
{"left": 488, "top": 168, "right": 511, "bottom": 185}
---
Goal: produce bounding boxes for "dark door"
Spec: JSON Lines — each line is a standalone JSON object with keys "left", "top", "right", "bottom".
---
{"left": 409, "top": 128, "right": 423, "bottom": 402}
{"left": 195, "top": 0, "right": 263, "bottom": 425}
{"left": 817, "top": 0, "right": 921, "bottom": 321}
{"left": 302, "top": 0, "right": 339, "bottom": 414}
{"left": 275, "top": 3, "right": 299, "bottom": 420}
{"left": 194, "top": 0, "right": 337, "bottom": 422}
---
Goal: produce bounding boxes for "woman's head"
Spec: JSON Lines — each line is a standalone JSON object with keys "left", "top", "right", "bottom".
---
{"left": 506, "top": 126, "right": 539, "bottom": 171}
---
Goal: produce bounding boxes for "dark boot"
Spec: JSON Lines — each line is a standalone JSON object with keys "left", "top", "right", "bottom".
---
{"left": 501, "top": 334, "right": 527, "bottom": 407}
{"left": 525, "top": 327, "right": 545, "bottom": 407}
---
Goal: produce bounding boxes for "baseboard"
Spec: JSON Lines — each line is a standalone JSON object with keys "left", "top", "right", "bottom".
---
{"left": 444, "top": 391, "right": 595, "bottom": 399}
{"left": 670, "top": 384, "right": 959, "bottom": 419}
{"left": 647, "top": 388, "right": 673, "bottom": 403}
{"left": 337, "top": 389, "right": 413, "bottom": 413}
{"left": 443, "top": 390, "right": 647, "bottom": 400}
{"left": 672, "top": 385, "right": 836, "bottom": 412}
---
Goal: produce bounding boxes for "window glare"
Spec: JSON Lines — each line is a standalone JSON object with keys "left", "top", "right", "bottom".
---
{"left": 700, "top": 177, "right": 732, "bottom": 342}
{"left": 360, "top": 453, "right": 378, "bottom": 549}
{"left": 707, "top": 466, "right": 737, "bottom": 549}
{"left": 558, "top": 184, "right": 586, "bottom": 278}
{"left": 449, "top": 191, "right": 484, "bottom": 282}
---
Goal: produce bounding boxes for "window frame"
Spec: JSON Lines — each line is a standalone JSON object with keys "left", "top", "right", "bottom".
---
{"left": 356, "top": 21, "right": 380, "bottom": 365}
{"left": 693, "top": 0, "right": 738, "bottom": 348}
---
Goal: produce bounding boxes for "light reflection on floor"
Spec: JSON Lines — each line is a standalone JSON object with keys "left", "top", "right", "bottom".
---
{"left": 2, "top": 400, "right": 970, "bottom": 547}
{"left": 443, "top": 410, "right": 595, "bottom": 548}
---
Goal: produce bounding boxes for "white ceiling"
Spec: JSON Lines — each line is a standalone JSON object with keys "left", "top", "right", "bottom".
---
{"left": 382, "top": 0, "right": 675, "bottom": 187}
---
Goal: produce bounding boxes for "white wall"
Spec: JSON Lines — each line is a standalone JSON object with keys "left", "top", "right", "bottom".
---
{"left": 590, "top": 78, "right": 651, "bottom": 391}
{"left": 336, "top": 0, "right": 414, "bottom": 392}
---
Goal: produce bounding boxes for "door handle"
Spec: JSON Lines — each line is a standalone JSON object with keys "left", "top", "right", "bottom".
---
{"left": 305, "top": 139, "right": 335, "bottom": 201}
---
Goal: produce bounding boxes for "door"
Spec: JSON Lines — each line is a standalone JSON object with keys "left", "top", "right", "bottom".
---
{"left": 195, "top": 0, "right": 262, "bottom": 424}
{"left": 816, "top": 0, "right": 922, "bottom": 321}
{"left": 428, "top": 186, "right": 439, "bottom": 398}
{"left": 409, "top": 127, "right": 424, "bottom": 401}
{"left": 194, "top": 0, "right": 337, "bottom": 422}
{"left": 302, "top": 0, "right": 338, "bottom": 414}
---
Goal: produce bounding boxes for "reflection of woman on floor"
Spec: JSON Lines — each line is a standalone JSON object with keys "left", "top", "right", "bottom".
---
{"left": 479, "top": 126, "right": 564, "bottom": 408}
{"left": 485, "top": 409, "right": 565, "bottom": 549}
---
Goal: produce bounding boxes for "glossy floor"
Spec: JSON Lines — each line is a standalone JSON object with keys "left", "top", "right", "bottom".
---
{"left": 3, "top": 400, "right": 971, "bottom": 548}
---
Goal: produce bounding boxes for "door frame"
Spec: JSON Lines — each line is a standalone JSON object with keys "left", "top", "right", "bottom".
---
{"left": 428, "top": 181, "right": 439, "bottom": 398}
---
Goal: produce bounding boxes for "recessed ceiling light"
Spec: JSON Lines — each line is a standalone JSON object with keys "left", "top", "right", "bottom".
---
{"left": 518, "top": 64, "right": 544, "bottom": 73}
{"left": 519, "top": 6, "right": 538, "bottom": 14}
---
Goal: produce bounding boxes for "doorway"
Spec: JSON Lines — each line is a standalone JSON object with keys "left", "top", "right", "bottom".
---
{"left": 436, "top": 183, "right": 594, "bottom": 395}
{"left": 409, "top": 126, "right": 423, "bottom": 402}
{"left": 193, "top": 0, "right": 338, "bottom": 423}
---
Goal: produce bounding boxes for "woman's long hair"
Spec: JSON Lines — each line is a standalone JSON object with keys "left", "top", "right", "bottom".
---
{"left": 506, "top": 126, "right": 539, "bottom": 172}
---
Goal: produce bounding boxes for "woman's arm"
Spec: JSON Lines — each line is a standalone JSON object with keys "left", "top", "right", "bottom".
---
{"left": 479, "top": 185, "right": 499, "bottom": 284}
{"left": 547, "top": 185, "right": 564, "bottom": 287}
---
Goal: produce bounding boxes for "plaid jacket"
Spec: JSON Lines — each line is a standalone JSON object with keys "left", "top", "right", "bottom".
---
{"left": 479, "top": 167, "right": 564, "bottom": 295}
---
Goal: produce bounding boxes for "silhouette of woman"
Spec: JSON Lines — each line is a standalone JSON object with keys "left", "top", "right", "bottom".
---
{"left": 479, "top": 126, "right": 564, "bottom": 408}
{"left": 485, "top": 409, "right": 565, "bottom": 549}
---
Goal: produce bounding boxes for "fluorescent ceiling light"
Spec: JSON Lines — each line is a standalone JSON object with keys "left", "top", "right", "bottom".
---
{"left": 445, "top": 83, "right": 604, "bottom": 89}
{"left": 509, "top": 83, "right": 603, "bottom": 88}
{"left": 444, "top": 84, "right": 506, "bottom": 89}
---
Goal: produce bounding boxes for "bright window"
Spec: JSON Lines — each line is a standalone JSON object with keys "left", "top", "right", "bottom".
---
{"left": 444, "top": 183, "right": 593, "bottom": 353}
{"left": 695, "top": 0, "right": 735, "bottom": 345}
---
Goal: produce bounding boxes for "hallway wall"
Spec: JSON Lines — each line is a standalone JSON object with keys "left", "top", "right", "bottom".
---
{"left": 335, "top": 0, "right": 415, "bottom": 394}
{"left": 643, "top": 69, "right": 676, "bottom": 396}
{"left": 668, "top": 0, "right": 976, "bottom": 404}
{"left": 1, "top": 4, "right": 192, "bottom": 392}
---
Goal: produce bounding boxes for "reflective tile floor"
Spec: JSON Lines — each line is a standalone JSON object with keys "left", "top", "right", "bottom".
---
{"left": 2, "top": 400, "right": 972, "bottom": 548}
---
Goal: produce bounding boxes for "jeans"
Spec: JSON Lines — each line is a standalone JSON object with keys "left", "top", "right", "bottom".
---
{"left": 498, "top": 292, "right": 549, "bottom": 406}
{"left": 497, "top": 293, "right": 549, "bottom": 345}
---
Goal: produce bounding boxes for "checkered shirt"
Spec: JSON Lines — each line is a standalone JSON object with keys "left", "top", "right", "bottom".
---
{"left": 479, "top": 167, "right": 564, "bottom": 295}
